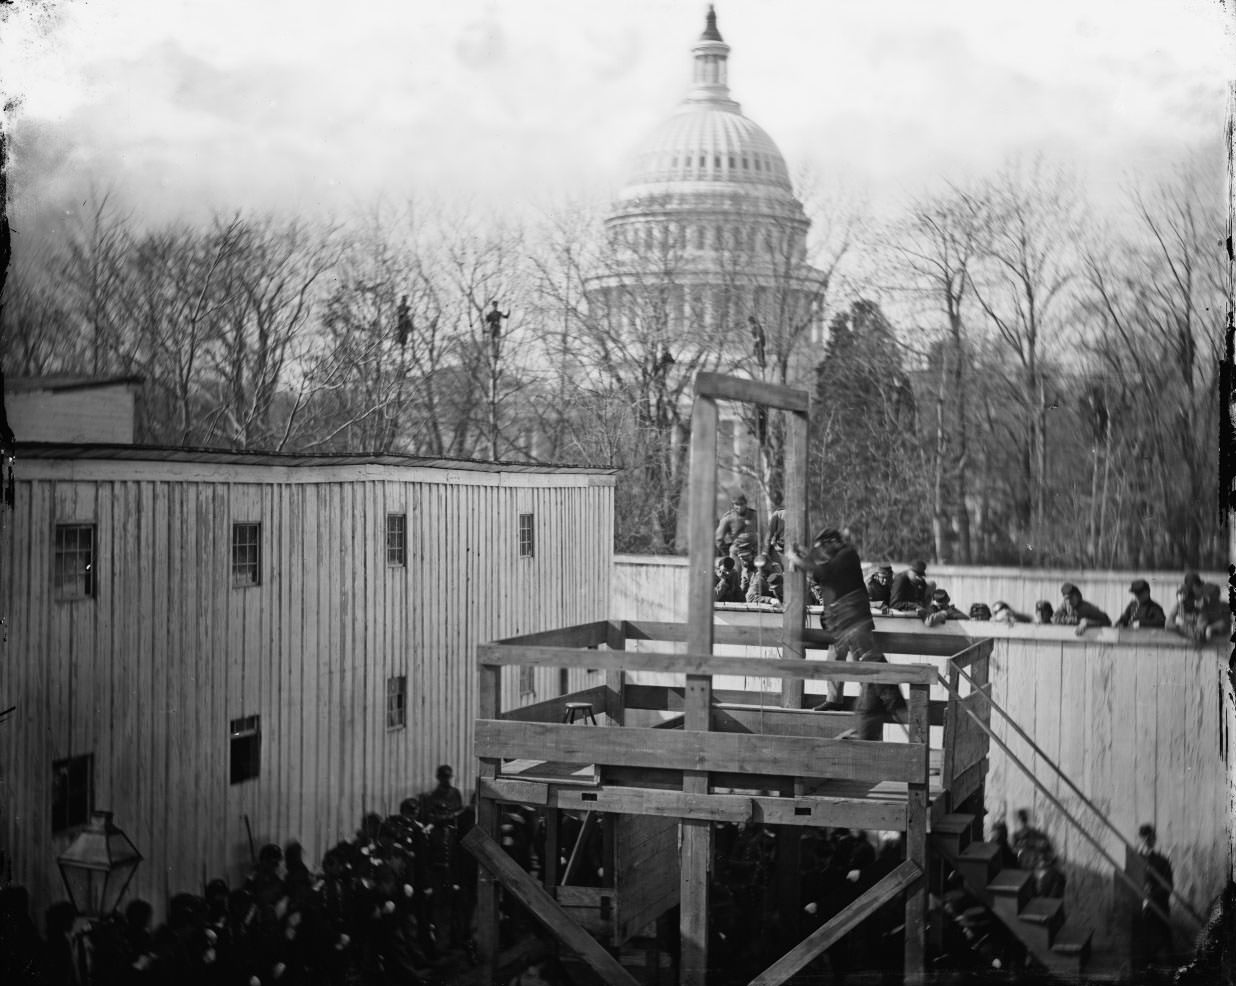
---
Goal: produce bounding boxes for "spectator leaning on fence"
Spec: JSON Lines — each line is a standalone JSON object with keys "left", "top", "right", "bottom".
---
{"left": 1052, "top": 582, "right": 1111, "bottom": 636}
{"left": 1115, "top": 579, "right": 1167, "bottom": 629}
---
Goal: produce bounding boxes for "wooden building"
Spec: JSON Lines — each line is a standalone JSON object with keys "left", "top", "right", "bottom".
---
{"left": 0, "top": 443, "right": 614, "bottom": 919}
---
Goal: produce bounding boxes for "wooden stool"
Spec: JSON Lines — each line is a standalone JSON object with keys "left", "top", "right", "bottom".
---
{"left": 562, "top": 701, "right": 598, "bottom": 725}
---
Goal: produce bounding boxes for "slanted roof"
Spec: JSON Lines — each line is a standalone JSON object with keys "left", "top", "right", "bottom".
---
{"left": 14, "top": 441, "right": 616, "bottom": 476}
{"left": 8, "top": 375, "right": 145, "bottom": 394}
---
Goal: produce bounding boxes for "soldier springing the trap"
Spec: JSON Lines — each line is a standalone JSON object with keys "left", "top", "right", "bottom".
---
{"left": 784, "top": 527, "right": 907, "bottom": 739}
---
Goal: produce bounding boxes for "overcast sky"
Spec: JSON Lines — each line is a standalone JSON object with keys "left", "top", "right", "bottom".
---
{"left": 2, "top": 0, "right": 1232, "bottom": 238}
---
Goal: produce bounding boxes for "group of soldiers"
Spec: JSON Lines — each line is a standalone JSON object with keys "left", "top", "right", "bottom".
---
{"left": 10, "top": 768, "right": 474, "bottom": 986}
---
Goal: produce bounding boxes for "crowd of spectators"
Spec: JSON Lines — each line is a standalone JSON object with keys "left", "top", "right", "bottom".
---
{"left": 0, "top": 767, "right": 477, "bottom": 986}
{"left": 712, "top": 492, "right": 1229, "bottom": 644}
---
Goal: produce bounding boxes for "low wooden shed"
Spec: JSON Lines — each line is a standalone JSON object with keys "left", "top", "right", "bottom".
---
{"left": 0, "top": 443, "right": 614, "bottom": 920}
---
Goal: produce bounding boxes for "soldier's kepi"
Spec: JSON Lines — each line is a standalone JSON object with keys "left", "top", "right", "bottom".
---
{"left": 783, "top": 528, "right": 907, "bottom": 740}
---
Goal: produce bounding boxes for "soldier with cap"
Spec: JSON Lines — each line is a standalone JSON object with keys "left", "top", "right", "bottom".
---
{"left": 1168, "top": 571, "right": 1204, "bottom": 630}
{"left": 1052, "top": 583, "right": 1111, "bottom": 636}
{"left": 866, "top": 565, "right": 894, "bottom": 609}
{"left": 889, "top": 560, "right": 931, "bottom": 614}
{"left": 1115, "top": 579, "right": 1167, "bottom": 629}
{"left": 784, "top": 527, "right": 907, "bottom": 737}
{"left": 1130, "top": 823, "right": 1174, "bottom": 971}
{"left": 923, "top": 589, "right": 968, "bottom": 626}
{"left": 714, "top": 491, "right": 760, "bottom": 574}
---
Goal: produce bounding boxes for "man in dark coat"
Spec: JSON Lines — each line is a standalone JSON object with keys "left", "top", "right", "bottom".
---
{"left": 866, "top": 565, "right": 893, "bottom": 608}
{"left": 1052, "top": 583, "right": 1111, "bottom": 636}
{"left": 784, "top": 528, "right": 906, "bottom": 737}
{"left": 889, "top": 560, "right": 930, "bottom": 613}
{"left": 715, "top": 492, "right": 760, "bottom": 572}
{"left": 1131, "top": 823, "right": 1174, "bottom": 972}
{"left": 1115, "top": 579, "right": 1167, "bottom": 629}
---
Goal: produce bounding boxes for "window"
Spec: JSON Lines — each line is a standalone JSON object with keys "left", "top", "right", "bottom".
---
{"left": 54, "top": 525, "right": 95, "bottom": 600}
{"left": 229, "top": 715, "right": 261, "bottom": 784}
{"left": 386, "top": 675, "right": 407, "bottom": 729}
{"left": 386, "top": 514, "right": 407, "bottom": 567}
{"left": 519, "top": 665, "right": 535, "bottom": 696}
{"left": 231, "top": 523, "right": 261, "bottom": 587}
{"left": 518, "top": 513, "right": 535, "bottom": 558}
{"left": 51, "top": 754, "right": 93, "bottom": 832}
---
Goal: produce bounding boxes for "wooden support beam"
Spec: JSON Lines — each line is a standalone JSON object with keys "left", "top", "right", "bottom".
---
{"left": 694, "top": 371, "right": 811, "bottom": 413}
{"left": 478, "top": 643, "right": 937, "bottom": 685}
{"left": 498, "top": 684, "right": 610, "bottom": 723}
{"left": 475, "top": 719, "right": 927, "bottom": 783}
{"left": 780, "top": 409, "right": 809, "bottom": 710}
{"left": 682, "top": 394, "right": 718, "bottom": 986}
{"left": 904, "top": 683, "right": 930, "bottom": 983}
{"left": 475, "top": 661, "right": 503, "bottom": 984}
{"left": 461, "top": 827, "right": 642, "bottom": 986}
{"left": 562, "top": 811, "right": 598, "bottom": 886}
{"left": 478, "top": 777, "right": 908, "bottom": 830}
{"left": 622, "top": 619, "right": 988, "bottom": 658}
{"left": 748, "top": 860, "right": 923, "bottom": 986}
{"left": 605, "top": 622, "right": 626, "bottom": 727}
{"left": 710, "top": 705, "right": 856, "bottom": 739}
{"left": 493, "top": 621, "right": 613, "bottom": 648}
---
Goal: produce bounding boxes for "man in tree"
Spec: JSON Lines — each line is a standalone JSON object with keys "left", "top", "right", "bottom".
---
{"left": 1052, "top": 583, "right": 1111, "bottom": 636}
{"left": 484, "top": 300, "right": 509, "bottom": 366}
{"left": 784, "top": 528, "right": 906, "bottom": 737}
{"left": 715, "top": 492, "right": 760, "bottom": 574}
{"left": 1114, "top": 579, "right": 1167, "bottom": 629}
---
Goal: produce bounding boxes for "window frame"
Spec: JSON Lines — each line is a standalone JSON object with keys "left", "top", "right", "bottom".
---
{"left": 53, "top": 523, "right": 96, "bottom": 601}
{"left": 518, "top": 664, "right": 535, "bottom": 696}
{"left": 518, "top": 512, "right": 535, "bottom": 559}
{"left": 51, "top": 753, "right": 94, "bottom": 834}
{"left": 229, "top": 715, "right": 261, "bottom": 784}
{"left": 386, "top": 674, "right": 407, "bottom": 730}
{"left": 386, "top": 513, "right": 407, "bottom": 568}
{"left": 231, "top": 522, "right": 262, "bottom": 588}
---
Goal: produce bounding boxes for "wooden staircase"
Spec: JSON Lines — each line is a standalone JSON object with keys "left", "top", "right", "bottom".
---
{"left": 932, "top": 812, "right": 1094, "bottom": 977}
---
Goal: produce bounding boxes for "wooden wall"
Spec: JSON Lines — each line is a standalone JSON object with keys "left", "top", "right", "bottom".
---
{"left": 614, "top": 555, "right": 1227, "bottom": 627}
{"left": 979, "top": 634, "right": 1227, "bottom": 955}
{"left": 0, "top": 454, "right": 613, "bottom": 920}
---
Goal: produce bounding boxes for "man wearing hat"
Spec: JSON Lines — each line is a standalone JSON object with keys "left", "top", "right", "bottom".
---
{"left": 866, "top": 565, "right": 894, "bottom": 609}
{"left": 1052, "top": 583, "right": 1111, "bottom": 635}
{"left": 714, "top": 491, "right": 760, "bottom": 574}
{"left": 890, "top": 559, "right": 931, "bottom": 614}
{"left": 1130, "top": 823, "right": 1174, "bottom": 972}
{"left": 1115, "top": 580, "right": 1166, "bottom": 629}
{"left": 924, "top": 589, "right": 968, "bottom": 627}
{"left": 1168, "top": 571, "right": 1204, "bottom": 630}
{"left": 784, "top": 528, "right": 906, "bottom": 737}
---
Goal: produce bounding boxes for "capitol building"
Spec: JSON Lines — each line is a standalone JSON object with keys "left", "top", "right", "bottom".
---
{"left": 583, "top": 6, "right": 828, "bottom": 491}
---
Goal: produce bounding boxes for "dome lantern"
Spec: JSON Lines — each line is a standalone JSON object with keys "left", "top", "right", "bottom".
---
{"left": 686, "top": 5, "right": 737, "bottom": 110}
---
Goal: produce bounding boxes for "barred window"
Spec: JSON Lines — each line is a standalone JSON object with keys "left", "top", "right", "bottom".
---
{"left": 387, "top": 514, "right": 407, "bottom": 567}
{"left": 229, "top": 715, "right": 261, "bottom": 784}
{"left": 232, "top": 523, "right": 261, "bottom": 587}
{"left": 54, "top": 525, "right": 95, "bottom": 600}
{"left": 518, "top": 513, "right": 535, "bottom": 558}
{"left": 519, "top": 665, "right": 534, "bottom": 696}
{"left": 51, "top": 754, "right": 93, "bottom": 833}
{"left": 386, "top": 675, "right": 407, "bottom": 730}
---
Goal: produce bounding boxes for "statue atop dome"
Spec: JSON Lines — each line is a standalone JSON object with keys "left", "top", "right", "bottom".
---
{"left": 700, "top": 5, "right": 724, "bottom": 43}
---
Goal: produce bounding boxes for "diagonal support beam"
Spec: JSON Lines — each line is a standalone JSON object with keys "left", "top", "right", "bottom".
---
{"left": 747, "top": 860, "right": 923, "bottom": 986}
{"left": 461, "top": 826, "right": 641, "bottom": 986}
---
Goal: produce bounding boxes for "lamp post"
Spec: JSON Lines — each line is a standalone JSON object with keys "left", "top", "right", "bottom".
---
{"left": 56, "top": 811, "right": 142, "bottom": 919}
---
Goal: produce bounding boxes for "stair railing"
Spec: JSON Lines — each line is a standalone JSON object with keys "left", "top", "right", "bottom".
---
{"left": 936, "top": 666, "right": 1196, "bottom": 932}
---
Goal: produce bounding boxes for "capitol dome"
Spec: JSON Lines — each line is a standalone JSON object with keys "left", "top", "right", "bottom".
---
{"left": 588, "top": 6, "right": 826, "bottom": 356}
{"left": 610, "top": 6, "right": 803, "bottom": 221}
